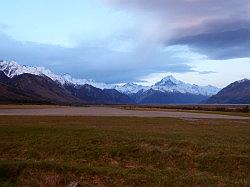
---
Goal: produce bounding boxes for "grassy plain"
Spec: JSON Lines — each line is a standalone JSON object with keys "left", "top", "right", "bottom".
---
{"left": 0, "top": 116, "right": 249, "bottom": 186}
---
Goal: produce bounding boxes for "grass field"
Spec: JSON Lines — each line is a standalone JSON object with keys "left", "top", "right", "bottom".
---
{"left": 0, "top": 116, "right": 249, "bottom": 186}
{"left": 117, "top": 105, "right": 250, "bottom": 117}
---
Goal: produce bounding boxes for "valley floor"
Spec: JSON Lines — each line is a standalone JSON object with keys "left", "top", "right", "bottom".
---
{"left": 0, "top": 105, "right": 249, "bottom": 120}
{"left": 0, "top": 112, "right": 249, "bottom": 186}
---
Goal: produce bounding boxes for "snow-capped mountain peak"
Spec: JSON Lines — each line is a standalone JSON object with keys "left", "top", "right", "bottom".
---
{"left": 114, "top": 82, "right": 149, "bottom": 95}
{"left": 0, "top": 60, "right": 70, "bottom": 84}
{"left": 0, "top": 60, "right": 44, "bottom": 78}
{"left": 155, "top": 75, "right": 183, "bottom": 86}
{"left": 152, "top": 75, "right": 220, "bottom": 96}
{"left": 0, "top": 60, "right": 113, "bottom": 89}
{"left": 160, "top": 75, "right": 178, "bottom": 83}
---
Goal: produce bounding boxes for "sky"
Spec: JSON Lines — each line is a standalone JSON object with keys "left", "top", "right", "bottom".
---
{"left": 0, "top": 0, "right": 250, "bottom": 87}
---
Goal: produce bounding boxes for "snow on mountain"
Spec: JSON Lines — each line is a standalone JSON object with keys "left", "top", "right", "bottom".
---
{"left": 114, "top": 83, "right": 150, "bottom": 95}
{"left": 153, "top": 75, "right": 220, "bottom": 96}
{"left": 0, "top": 60, "right": 220, "bottom": 96}
{"left": 155, "top": 75, "right": 182, "bottom": 86}
{"left": 0, "top": 60, "right": 112, "bottom": 89}
{"left": 111, "top": 75, "right": 220, "bottom": 96}
{"left": 60, "top": 74, "right": 113, "bottom": 89}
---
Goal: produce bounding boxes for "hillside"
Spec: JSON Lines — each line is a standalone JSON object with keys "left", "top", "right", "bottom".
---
{"left": 207, "top": 79, "right": 250, "bottom": 104}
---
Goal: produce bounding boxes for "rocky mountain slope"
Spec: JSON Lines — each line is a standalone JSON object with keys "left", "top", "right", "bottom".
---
{"left": 64, "top": 83, "right": 133, "bottom": 104}
{"left": 0, "top": 71, "right": 81, "bottom": 104}
{"left": 206, "top": 79, "right": 250, "bottom": 104}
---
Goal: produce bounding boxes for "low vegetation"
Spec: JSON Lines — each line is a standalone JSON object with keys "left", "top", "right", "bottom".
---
{"left": 0, "top": 116, "right": 249, "bottom": 186}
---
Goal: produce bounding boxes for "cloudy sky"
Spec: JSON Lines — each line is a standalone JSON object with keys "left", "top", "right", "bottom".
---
{"left": 0, "top": 0, "right": 250, "bottom": 87}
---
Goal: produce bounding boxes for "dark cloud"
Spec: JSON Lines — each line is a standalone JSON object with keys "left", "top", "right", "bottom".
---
{"left": 0, "top": 32, "right": 194, "bottom": 83}
{"left": 169, "top": 29, "right": 250, "bottom": 59}
{"left": 174, "top": 18, "right": 250, "bottom": 37}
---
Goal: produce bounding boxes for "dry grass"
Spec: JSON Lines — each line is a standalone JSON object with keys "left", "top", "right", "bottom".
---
{"left": 0, "top": 116, "right": 249, "bottom": 186}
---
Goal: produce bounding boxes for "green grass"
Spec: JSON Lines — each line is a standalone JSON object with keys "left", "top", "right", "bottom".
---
{"left": 0, "top": 116, "right": 249, "bottom": 186}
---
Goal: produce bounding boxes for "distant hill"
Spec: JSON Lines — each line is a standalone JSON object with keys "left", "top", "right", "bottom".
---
{"left": 206, "top": 79, "right": 250, "bottom": 104}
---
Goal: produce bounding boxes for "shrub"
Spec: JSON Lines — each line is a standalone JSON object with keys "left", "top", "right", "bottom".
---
{"left": 241, "top": 106, "right": 249, "bottom": 113}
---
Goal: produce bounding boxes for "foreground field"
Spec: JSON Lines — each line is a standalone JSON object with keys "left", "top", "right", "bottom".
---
{"left": 0, "top": 116, "right": 249, "bottom": 186}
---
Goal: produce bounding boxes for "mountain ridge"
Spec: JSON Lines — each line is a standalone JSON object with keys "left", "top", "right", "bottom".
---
{"left": 206, "top": 79, "right": 250, "bottom": 104}
{"left": 2, "top": 60, "right": 249, "bottom": 104}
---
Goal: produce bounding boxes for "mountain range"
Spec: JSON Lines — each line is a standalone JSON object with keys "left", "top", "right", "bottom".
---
{"left": 1, "top": 60, "right": 240, "bottom": 105}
